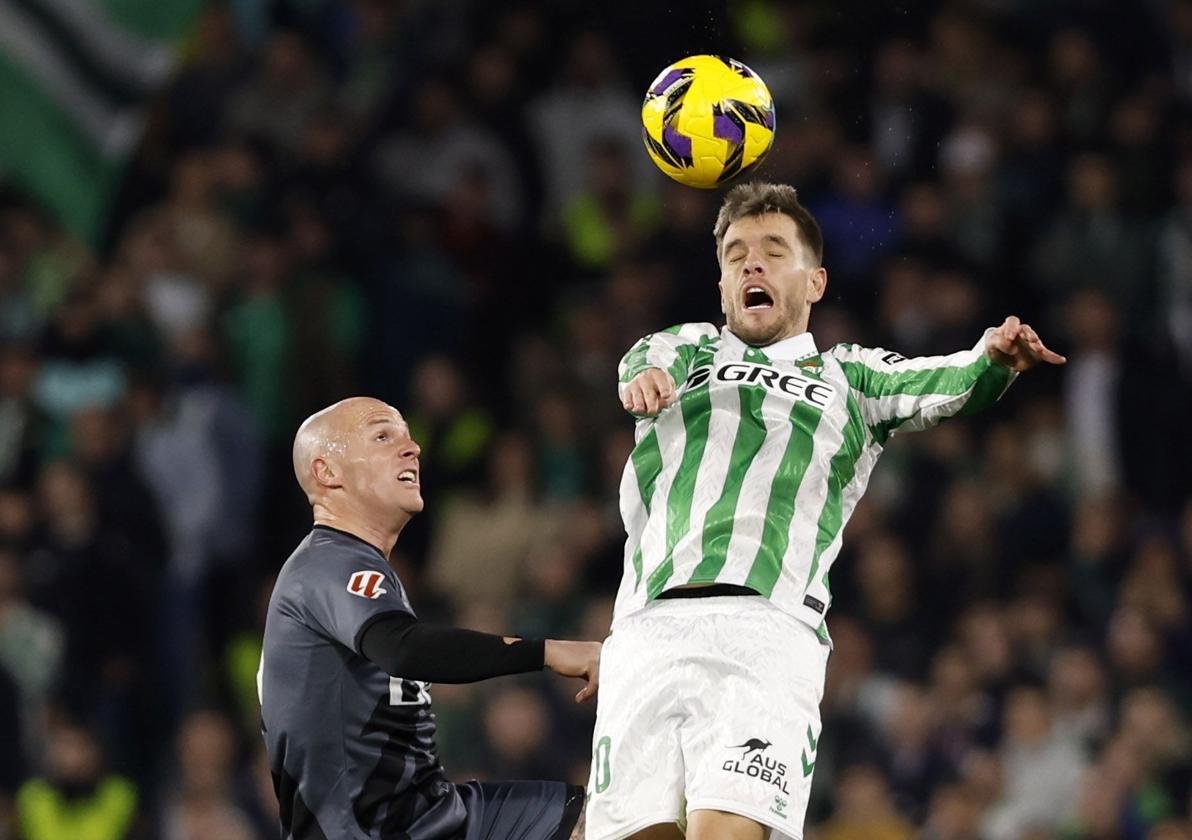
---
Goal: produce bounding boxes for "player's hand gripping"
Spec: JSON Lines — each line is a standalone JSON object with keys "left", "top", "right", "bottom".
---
{"left": 985, "top": 315, "right": 1067, "bottom": 372}
{"left": 622, "top": 368, "right": 677, "bottom": 416}
{"left": 544, "top": 640, "right": 602, "bottom": 703}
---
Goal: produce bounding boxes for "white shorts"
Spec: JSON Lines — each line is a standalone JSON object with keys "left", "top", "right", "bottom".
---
{"left": 586, "top": 596, "right": 829, "bottom": 840}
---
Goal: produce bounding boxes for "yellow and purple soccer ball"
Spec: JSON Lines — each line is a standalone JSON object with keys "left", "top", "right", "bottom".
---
{"left": 641, "top": 55, "right": 776, "bottom": 189}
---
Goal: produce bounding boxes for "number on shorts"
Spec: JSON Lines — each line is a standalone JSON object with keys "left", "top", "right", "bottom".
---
{"left": 594, "top": 735, "right": 612, "bottom": 793}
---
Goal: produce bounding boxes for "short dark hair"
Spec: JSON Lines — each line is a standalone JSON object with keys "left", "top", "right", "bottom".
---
{"left": 713, "top": 182, "right": 824, "bottom": 266}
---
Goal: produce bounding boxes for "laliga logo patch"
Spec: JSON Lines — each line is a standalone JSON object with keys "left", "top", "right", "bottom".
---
{"left": 347, "top": 571, "right": 387, "bottom": 600}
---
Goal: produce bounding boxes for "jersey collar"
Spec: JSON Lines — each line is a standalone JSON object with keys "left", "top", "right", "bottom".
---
{"left": 313, "top": 524, "right": 388, "bottom": 560}
{"left": 722, "top": 326, "right": 819, "bottom": 362}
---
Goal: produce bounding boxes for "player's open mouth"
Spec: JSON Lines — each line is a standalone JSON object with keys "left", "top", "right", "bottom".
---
{"left": 397, "top": 469, "right": 418, "bottom": 486}
{"left": 743, "top": 286, "right": 774, "bottom": 310}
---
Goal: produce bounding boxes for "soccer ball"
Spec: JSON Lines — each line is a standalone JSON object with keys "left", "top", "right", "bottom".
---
{"left": 641, "top": 55, "right": 776, "bottom": 189}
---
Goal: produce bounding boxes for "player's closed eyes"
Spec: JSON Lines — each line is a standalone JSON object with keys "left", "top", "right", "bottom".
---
{"left": 727, "top": 253, "right": 781, "bottom": 263}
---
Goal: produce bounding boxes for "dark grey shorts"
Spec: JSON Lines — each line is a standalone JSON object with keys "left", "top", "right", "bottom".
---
{"left": 457, "top": 781, "right": 585, "bottom": 840}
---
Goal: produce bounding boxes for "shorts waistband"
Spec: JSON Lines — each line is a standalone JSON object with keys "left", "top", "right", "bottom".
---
{"left": 656, "top": 583, "right": 761, "bottom": 600}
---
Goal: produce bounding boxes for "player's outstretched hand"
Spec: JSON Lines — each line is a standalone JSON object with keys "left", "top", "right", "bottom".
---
{"left": 623, "top": 368, "right": 677, "bottom": 416}
{"left": 544, "top": 639, "right": 602, "bottom": 703}
{"left": 985, "top": 315, "right": 1067, "bottom": 372}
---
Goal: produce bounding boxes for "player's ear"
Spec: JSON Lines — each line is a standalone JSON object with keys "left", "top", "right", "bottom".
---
{"left": 312, "top": 457, "right": 342, "bottom": 489}
{"left": 807, "top": 267, "right": 827, "bottom": 305}
{"left": 718, "top": 279, "right": 728, "bottom": 315}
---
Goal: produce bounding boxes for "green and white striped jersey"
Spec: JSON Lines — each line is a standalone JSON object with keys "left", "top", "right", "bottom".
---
{"left": 614, "top": 323, "right": 1017, "bottom": 642}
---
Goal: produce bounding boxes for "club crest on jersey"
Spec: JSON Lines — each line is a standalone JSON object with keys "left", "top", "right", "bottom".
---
{"left": 347, "top": 570, "right": 387, "bottom": 600}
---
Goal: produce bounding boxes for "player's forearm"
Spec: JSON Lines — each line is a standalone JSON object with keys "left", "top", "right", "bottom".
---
{"left": 953, "top": 348, "right": 1018, "bottom": 418}
{"left": 359, "top": 613, "right": 544, "bottom": 683}
{"left": 932, "top": 329, "right": 1020, "bottom": 419}
{"left": 840, "top": 334, "right": 1018, "bottom": 435}
{"left": 890, "top": 351, "right": 1016, "bottom": 433}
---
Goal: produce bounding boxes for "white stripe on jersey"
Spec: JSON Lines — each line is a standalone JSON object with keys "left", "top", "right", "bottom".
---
{"left": 770, "top": 358, "right": 850, "bottom": 611}
{"left": 669, "top": 343, "right": 745, "bottom": 578}
{"left": 719, "top": 386, "right": 796, "bottom": 587}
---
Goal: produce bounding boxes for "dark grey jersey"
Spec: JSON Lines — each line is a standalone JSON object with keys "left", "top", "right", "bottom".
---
{"left": 260, "top": 526, "right": 466, "bottom": 839}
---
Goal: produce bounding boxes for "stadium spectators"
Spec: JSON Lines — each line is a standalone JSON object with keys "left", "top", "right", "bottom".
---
{"left": 15, "top": 721, "right": 141, "bottom": 840}
{"left": 0, "top": 0, "right": 1190, "bottom": 837}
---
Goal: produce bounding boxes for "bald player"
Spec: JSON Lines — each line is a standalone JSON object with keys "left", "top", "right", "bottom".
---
{"left": 260, "top": 397, "right": 598, "bottom": 840}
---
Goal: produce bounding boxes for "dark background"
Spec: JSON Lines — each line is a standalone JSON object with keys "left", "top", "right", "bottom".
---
{"left": 1, "top": 1, "right": 1192, "bottom": 838}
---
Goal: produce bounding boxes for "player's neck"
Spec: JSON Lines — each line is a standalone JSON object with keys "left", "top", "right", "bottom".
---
{"left": 731, "top": 322, "right": 811, "bottom": 347}
{"left": 311, "top": 509, "right": 407, "bottom": 560}
{"left": 771, "top": 325, "right": 810, "bottom": 345}
{"left": 774, "top": 313, "right": 812, "bottom": 344}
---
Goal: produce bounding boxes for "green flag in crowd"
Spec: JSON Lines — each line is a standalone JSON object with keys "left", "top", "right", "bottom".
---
{"left": 0, "top": 0, "right": 205, "bottom": 243}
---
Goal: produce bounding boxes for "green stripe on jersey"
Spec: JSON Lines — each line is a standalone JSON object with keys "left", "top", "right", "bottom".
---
{"left": 669, "top": 336, "right": 719, "bottom": 384}
{"left": 690, "top": 384, "right": 768, "bottom": 582}
{"left": 667, "top": 354, "right": 689, "bottom": 389}
{"left": 745, "top": 400, "right": 824, "bottom": 595}
{"left": 631, "top": 428, "right": 662, "bottom": 513}
{"left": 803, "top": 392, "right": 867, "bottom": 594}
{"left": 840, "top": 356, "right": 987, "bottom": 398}
{"left": 646, "top": 383, "right": 713, "bottom": 599}
{"left": 956, "top": 361, "right": 1015, "bottom": 417}
{"left": 620, "top": 339, "right": 654, "bottom": 382}
{"left": 630, "top": 429, "right": 662, "bottom": 590}
{"left": 621, "top": 329, "right": 719, "bottom": 384}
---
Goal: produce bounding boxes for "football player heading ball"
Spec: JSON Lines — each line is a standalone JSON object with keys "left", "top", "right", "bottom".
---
{"left": 586, "top": 182, "right": 1065, "bottom": 840}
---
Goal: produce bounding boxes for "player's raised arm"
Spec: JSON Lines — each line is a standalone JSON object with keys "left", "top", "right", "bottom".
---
{"left": 618, "top": 322, "right": 719, "bottom": 417}
{"left": 831, "top": 316, "right": 1065, "bottom": 438}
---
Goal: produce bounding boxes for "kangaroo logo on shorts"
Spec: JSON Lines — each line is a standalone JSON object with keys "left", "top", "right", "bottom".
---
{"left": 728, "top": 738, "right": 772, "bottom": 758}
{"left": 722, "top": 736, "right": 789, "bottom": 794}
{"left": 347, "top": 570, "right": 387, "bottom": 600}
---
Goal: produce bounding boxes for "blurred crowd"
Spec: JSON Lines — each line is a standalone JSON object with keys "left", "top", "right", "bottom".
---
{"left": 0, "top": 0, "right": 1191, "bottom": 838}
